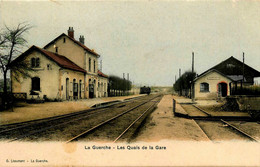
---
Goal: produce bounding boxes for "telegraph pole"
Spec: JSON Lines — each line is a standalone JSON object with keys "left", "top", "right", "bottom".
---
{"left": 127, "top": 73, "right": 129, "bottom": 95}
{"left": 100, "top": 60, "right": 102, "bottom": 71}
{"left": 179, "top": 68, "right": 182, "bottom": 96}
{"left": 191, "top": 52, "right": 195, "bottom": 100}
{"left": 192, "top": 52, "right": 194, "bottom": 73}
{"left": 242, "top": 52, "right": 245, "bottom": 86}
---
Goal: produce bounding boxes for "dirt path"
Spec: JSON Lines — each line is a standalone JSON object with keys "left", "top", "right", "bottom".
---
{"left": 133, "top": 95, "right": 209, "bottom": 142}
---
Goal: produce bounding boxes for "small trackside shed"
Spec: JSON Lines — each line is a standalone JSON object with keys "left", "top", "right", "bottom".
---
{"left": 193, "top": 56, "right": 260, "bottom": 100}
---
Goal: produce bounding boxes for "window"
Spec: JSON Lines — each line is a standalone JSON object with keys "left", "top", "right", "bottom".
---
{"left": 200, "top": 82, "right": 209, "bottom": 92}
{"left": 31, "top": 58, "right": 40, "bottom": 68}
{"left": 36, "top": 58, "right": 40, "bottom": 67}
{"left": 73, "top": 79, "right": 78, "bottom": 92}
{"left": 47, "top": 64, "right": 52, "bottom": 70}
{"left": 31, "top": 58, "right": 35, "bottom": 67}
{"left": 89, "top": 58, "right": 91, "bottom": 72}
{"left": 63, "top": 38, "right": 66, "bottom": 43}
{"left": 31, "top": 77, "right": 40, "bottom": 91}
{"left": 55, "top": 47, "right": 58, "bottom": 53}
{"left": 94, "top": 60, "right": 96, "bottom": 73}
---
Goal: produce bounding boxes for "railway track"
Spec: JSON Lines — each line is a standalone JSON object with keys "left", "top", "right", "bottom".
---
{"left": 220, "top": 119, "right": 259, "bottom": 142}
{"left": 179, "top": 103, "right": 211, "bottom": 117}
{"left": 0, "top": 94, "right": 161, "bottom": 142}
{"left": 66, "top": 95, "right": 162, "bottom": 143}
{"left": 0, "top": 95, "right": 148, "bottom": 141}
{"left": 0, "top": 95, "right": 146, "bottom": 130}
{"left": 190, "top": 106, "right": 259, "bottom": 142}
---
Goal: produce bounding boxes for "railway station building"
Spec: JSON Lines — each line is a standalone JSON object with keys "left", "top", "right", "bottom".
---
{"left": 193, "top": 56, "right": 260, "bottom": 100}
{"left": 11, "top": 27, "right": 109, "bottom": 100}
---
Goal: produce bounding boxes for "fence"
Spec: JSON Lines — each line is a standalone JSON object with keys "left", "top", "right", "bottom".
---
{"left": 0, "top": 92, "right": 27, "bottom": 100}
{"left": 0, "top": 92, "right": 27, "bottom": 109}
{"left": 230, "top": 82, "right": 260, "bottom": 95}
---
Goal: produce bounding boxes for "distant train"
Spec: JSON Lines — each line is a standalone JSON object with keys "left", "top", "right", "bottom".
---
{"left": 140, "top": 86, "right": 151, "bottom": 95}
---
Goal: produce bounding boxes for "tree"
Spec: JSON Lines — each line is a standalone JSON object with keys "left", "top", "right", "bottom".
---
{"left": 174, "top": 71, "right": 196, "bottom": 96}
{"left": 108, "top": 75, "right": 132, "bottom": 96}
{"left": 0, "top": 23, "right": 33, "bottom": 108}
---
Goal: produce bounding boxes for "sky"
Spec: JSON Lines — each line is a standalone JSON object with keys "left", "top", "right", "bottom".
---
{"left": 0, "top": 0, "right": 260, "bottom": 86}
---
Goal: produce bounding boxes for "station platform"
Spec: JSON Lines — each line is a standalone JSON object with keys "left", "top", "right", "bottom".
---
{"left": 173, "top": 96, "right": 251, "bottom": 119}
{"left": 0, "top": 94, "right": 145, "bottom": 125}
{"left": 133, "top": 94, "right": 210, "bottom": 141}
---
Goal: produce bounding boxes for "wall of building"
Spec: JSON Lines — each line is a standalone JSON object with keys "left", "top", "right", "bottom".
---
{"left": 59, "top": 69, "right": 85, "bottom": 100}
{"left": 84, "top": 74, "right": 108, "bottom": 98}
{"left": 86, "top": 52, "right": 98, "bottom": 75}
{"left": 97, "top": 76, "right": 108, "bottom": 97}
{"left": 85, "top": 74, "right": 98, "bottom": 98}
{"left": 194, "top": 71, "right": 232, "bottom": 100}
{"left": 12, "top": 51, "right": 60, "bottom": 100}
{"left": 45, "top": 36, "right": 86, "bottom": 69}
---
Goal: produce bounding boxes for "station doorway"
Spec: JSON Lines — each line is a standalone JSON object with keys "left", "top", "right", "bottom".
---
{"left": 73, "top": 79, "right": 78, "bottom": 100}
{"left": 66, "top": 78, "right": 69, "bottom": 100}
{"left": 89, "top": 84, "right": 94, "bottom": 98}
{"left": 218, "top": 82, "right": 228, "bottom": 97}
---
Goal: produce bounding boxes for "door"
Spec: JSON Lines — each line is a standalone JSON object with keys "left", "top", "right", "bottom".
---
{"left": 66, "top": 78, "right": 69, "bottom": 100}
{"left": 218, "top": 82, "right": 228, "bottom": 97}
{"left": 79, "top": 80, "right": 82, "bottom": 99}
{"left": 89, "top": 84, "right": 94, "bottom": 98}
{"left": 73, "top": 79, "right": 78, "bottom": 99}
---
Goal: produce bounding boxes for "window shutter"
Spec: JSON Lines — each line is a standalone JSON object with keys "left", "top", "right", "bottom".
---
{"left": 36, "top": 58, "right": 40, "bottom": 67}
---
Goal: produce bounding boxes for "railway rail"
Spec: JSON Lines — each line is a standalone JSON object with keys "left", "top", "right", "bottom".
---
{"left": 66, "top": 95, "right": 162, "bottom": 143}
{"left": 189, "top": 105, "right": 259, "bottom": 142}
{"left": 220, "top": 119, "right": 259, "bottom": 142}
{"left": 179, "top": 103, "right": 210, "bottom": 117}
{"left": 0, "top": 95, "right": 146, "bottom": 129}
{"left": 0, "top": 94, "right": 161, "bottom": 142}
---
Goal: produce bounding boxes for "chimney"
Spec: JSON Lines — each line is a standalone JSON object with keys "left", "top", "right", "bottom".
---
{"left": 68, "top": 27, "right": 74, "bottom": 38}
{"left": 79, "top": 35, "right": 85, "bottom": 44}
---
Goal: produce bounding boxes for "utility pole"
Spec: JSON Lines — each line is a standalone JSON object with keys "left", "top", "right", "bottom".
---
{"left": 179, "top": 68, "right": 182, "bottom": 96}
{"left": 242, "top": 52, "right": 245, "bottom": 87}
{"left": 191, "top": 52, "right": 195, "bottom": 100}
{"left": 192, "top": 52, "right": 194, "bottom": 73}
{"left": 127, "top": 73, "right": 129, "bottom": 95}
{"left": 100, "top": 60, "right": 102, "bottom": 72}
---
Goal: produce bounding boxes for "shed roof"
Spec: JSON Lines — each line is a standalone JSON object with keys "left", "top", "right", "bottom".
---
{"left": 201, "top": 56, "right": 260, "bottom": 77}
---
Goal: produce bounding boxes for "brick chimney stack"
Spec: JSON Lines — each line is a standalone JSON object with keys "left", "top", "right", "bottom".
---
{"left": 68, "top": 27, "right": 74, "bottom": 38}
{"left": 79, "top": 35, "right": 85, "bottom": 44}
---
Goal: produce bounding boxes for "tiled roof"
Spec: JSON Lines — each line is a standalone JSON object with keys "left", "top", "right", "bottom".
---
{"left": 98, "top": 70, "right": 108, "bottom": 78}
{"left": 43, "top": 33, "right": 100, "bottom": 57}
{"left": 11, "top": 45, "right": 87, "bottom": 73}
